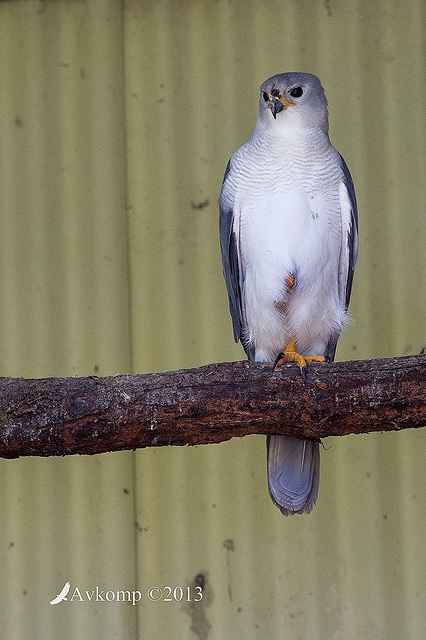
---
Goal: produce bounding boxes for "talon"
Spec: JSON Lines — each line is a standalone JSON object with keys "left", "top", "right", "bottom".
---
{"left": 273, "top": 352, "right": 285, "bottom": 370}
{"left": 272, "top": 340, "right": 325, "bottom": 380}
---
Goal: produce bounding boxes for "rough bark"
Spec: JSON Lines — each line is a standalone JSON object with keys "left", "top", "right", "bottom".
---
{"left": 0, "top": 355, "right": 424, "bottom": 459}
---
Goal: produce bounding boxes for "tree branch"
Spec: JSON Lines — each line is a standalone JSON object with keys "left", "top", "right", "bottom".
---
{"left": 0, "top": 355, "right": 425, "bottom": 459}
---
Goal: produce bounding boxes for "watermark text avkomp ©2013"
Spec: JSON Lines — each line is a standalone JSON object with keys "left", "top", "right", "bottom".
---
{"left": 49, "top": 582, "right": 203, "bottom": 606}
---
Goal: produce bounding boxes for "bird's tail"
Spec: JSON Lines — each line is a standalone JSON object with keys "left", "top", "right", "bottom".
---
{"left": 267, "top": 435, "right": 320, "bottom": 515}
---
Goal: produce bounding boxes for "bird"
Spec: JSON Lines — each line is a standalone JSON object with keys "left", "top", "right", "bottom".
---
{"left": 49, "top": 581, "right": 71, "bottom": 605}
{"left": 219, "top": 72, "right": 358, "bottom": 515}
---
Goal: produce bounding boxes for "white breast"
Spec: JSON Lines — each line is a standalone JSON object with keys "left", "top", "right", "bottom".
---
{"left": 229, "top": 131, "right": 348, "bottom": 362}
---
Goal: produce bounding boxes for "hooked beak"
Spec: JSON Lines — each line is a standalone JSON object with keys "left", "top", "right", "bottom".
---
{"left": 269, "top": 95, "right": 295, "bottom": 119}
{"left": 271, "top": 99, "right": 284, "bottom": 119}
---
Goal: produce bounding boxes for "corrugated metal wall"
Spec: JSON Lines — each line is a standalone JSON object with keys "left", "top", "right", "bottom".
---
{"left": 0, "top": 0, "right": 425, "bottom": 638}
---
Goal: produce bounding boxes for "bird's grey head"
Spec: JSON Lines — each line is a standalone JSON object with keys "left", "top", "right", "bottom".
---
{"left": 257, "top": 72, "right": 329, "bottom": 135}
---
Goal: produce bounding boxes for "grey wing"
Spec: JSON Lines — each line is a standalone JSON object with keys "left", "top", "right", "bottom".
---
{"left": 326, "top": 154, "right": 359, "bottom": 361}
{"left": 339, "top": 153, "right": 359, "bottom": 311}
{"left": 219, "top": 161, "right": 254, "bottom": 360}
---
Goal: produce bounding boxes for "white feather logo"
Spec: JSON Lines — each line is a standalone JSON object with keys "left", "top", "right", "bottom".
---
{"left": 49, "top": 581, "right": 71, "bottom": 605}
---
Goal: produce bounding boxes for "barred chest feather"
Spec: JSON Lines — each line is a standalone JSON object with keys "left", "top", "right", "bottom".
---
{"left": 228, "top": 133, "right": 348, "bottom": 361}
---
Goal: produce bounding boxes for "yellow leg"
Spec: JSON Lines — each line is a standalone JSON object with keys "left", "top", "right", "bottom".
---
{"left": 273, "top": 340, "right": 325, "bottom": 381}
{"left": 285, "top": 273, "right": 296, "bottom": 290}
